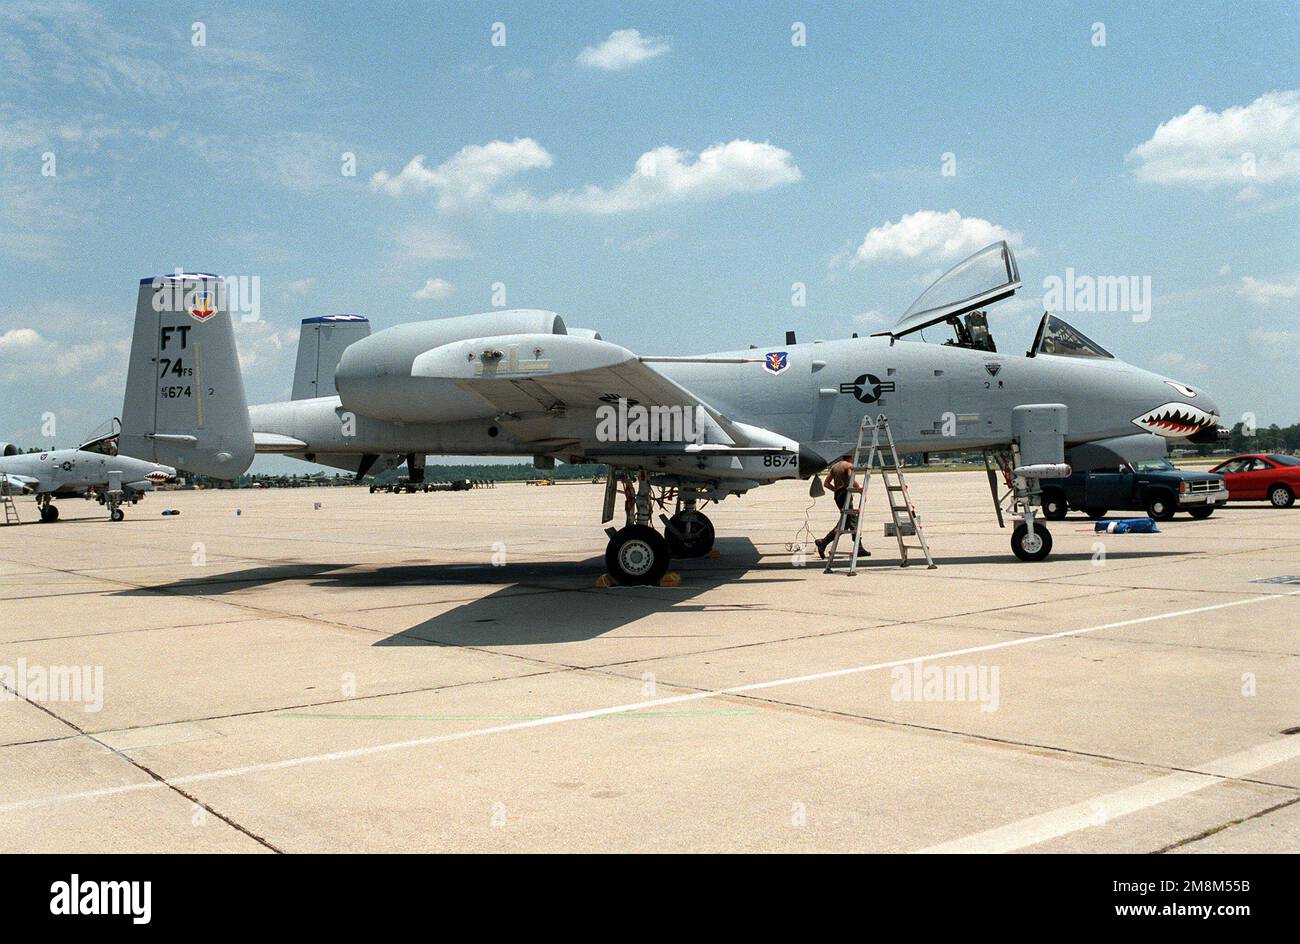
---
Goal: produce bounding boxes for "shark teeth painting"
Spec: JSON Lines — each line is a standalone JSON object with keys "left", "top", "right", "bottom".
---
{"left": 1131, "top": 402, "right": 1219, "bottom": 437}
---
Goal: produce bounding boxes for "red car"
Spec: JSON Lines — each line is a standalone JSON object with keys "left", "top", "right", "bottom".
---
{"left": 1208, "top": 454, "right": 1300, "bottom": 507}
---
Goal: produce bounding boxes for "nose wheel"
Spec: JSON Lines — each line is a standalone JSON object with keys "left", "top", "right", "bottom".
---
{"left": 605, "top": 525, "right": 671, "bottom": 586}
{"left": 1011, "top": 521, "right": 1053, "bottom": 562}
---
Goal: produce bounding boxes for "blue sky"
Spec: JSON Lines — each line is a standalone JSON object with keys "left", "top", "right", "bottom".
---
{"left": 2, "top": 0, "right": 1298, "bottom": 465}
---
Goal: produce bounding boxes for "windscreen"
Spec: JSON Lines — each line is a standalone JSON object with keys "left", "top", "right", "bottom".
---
{"left": 1035, "top": 315, "right": 1113, "bottom": 358}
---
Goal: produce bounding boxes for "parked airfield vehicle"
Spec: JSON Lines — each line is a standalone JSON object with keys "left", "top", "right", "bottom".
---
{"left": 1209, "top": 453, "right": 1299, "bottom": 508}
{"left": 117, "top": 245, "right": 1226, "bottom": 581}
{"left": 1039, "top": 457, "right": 1228, "bottom": 521}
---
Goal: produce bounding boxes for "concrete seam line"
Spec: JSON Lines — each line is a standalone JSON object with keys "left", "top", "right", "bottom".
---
{"left": 1, "top": 590, "right": 1295, "bottom": 814}
{"left": 916, "top": 737, "right": 1300, "bottom": 854}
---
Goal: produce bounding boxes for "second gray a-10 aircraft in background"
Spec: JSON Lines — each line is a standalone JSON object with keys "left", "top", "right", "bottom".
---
{"left": 0, "top": 433, "right": 175, "bottom": 522}
{"left": 117, "top": 242, "right": 1223, "bottom": 583}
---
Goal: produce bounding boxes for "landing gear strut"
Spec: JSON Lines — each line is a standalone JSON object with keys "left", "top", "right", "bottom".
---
{"left": 992, "top": 450, "right": 1056, "bottom": 563}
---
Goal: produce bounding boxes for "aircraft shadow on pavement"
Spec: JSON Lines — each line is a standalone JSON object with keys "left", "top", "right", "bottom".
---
{"left": 113, "top": 539, "right": 1187, "bottom": 646}
{"left": 115, "top": 537, "right": 806, "bottom": 645}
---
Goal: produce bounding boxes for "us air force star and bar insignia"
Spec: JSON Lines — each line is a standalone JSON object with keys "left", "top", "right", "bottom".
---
{"left": 763, "top": 351, "right": 789, "bottom": 374}
{"left": 839, "top": 373, "right": 896, "bottom": 404}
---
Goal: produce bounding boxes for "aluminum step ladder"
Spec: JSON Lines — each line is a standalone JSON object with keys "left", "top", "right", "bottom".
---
{"left": 823, "top": 413, "right": 937, "bottom": 574}
{"left": 1, "top": 479, "right": 19, "bottom": 525}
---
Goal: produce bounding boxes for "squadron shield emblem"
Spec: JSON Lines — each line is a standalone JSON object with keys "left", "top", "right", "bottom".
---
{"left": 764, "top": 351, "right": 789, "bottom": 375}
{"left": 189, "top": 290, "right": 217, "bottom": 323}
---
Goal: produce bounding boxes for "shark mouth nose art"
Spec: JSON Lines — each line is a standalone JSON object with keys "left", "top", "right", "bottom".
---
{"left": 1131, "top": 402, "right": 1219, "bottom": 437}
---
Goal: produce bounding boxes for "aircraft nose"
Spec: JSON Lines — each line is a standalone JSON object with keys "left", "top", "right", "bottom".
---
{"left": 1144, "top": 376, "right": 1224, "bottom": 443}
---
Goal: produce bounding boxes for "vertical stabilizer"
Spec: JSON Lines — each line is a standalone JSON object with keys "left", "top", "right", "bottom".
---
{"left": 291, "top": 314, "right": 370, "bottom": 400}
{"left": 119, "top": 273, "right": 254, "bottom": 479}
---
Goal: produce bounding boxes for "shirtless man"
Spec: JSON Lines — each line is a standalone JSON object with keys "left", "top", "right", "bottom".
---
{"left": 814, "top": 456, "right": 870, "bottom": 558}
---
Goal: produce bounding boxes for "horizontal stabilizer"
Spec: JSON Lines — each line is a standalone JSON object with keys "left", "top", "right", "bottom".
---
{"left": 253, "top": 431, "right": 309, "bottom": 453}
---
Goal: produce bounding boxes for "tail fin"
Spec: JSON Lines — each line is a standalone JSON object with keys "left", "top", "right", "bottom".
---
{"left": 291, "top": 314, "right": 370, "bottom": 400}
{"left": 119, "top": 273, "right": 254, "bottom": 479}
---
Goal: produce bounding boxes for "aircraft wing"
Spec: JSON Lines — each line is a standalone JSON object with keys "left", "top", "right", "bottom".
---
{"left": 411, "top": 333, "right": 760, "bottom": 446}
{"left": 0, "top": 473, "right": 38, "bottom": 494}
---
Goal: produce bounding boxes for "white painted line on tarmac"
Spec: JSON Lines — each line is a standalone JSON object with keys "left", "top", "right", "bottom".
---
{"left": 2, "top": 590, "right": 1295, "bottom": 814}
{"left": 916, "top": 736, "right": 1300, "bottom": 853}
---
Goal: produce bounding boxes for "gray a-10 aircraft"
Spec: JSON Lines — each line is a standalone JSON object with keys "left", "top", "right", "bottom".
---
{"left": 117, "top": 244, "right": 1222, "bottom": 583}
{"left": 0, "top": 436, "right": 175, "bottom": 522}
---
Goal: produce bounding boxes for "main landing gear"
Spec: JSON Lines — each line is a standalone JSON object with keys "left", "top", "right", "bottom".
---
{"left": 37, "top": 495, "right": 59, "bottom": 523}
{"left": 602, "top": 472, "right": 715, "bottom": 585}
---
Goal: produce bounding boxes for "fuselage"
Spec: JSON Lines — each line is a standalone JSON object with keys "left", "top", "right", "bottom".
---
{"left": 0, "top": 449, "right": 174, "bottom": 495}
{"left": 250, "top": 332, "right": 1218, "bottom": 468}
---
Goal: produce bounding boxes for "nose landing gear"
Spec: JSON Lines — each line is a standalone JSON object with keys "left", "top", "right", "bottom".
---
{"left": 990, "top": 451, "right": 1059, "bottom": 563}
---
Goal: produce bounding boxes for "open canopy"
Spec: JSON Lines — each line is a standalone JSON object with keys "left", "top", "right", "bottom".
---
{"left": 889, "top": 241, "right": 1021, "bottom": 339}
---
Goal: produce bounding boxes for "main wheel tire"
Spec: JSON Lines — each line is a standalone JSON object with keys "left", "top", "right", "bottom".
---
{"left": 1085, "top": 507, "right": 1108, "bottom": 520}
{"left": 1041, "top": 490, "right": 1068, "bottom": 521}
{"left": 605, "top": 525, "right": 671, "bottom": 586}
{"left": 1146, "top": 492, "right": 1176, "bottom": 521}
{"left": 664, "top": 511, "right": 715, "bottom": 558}
{"left": 1010, "top": 521, "right": 1053, "bottom": 562}
{"left": 1269, "top": 484, "right": 1294, "bottom": 508}
{"left": 110, "top": 508, "right": 124, "bottom": 522}
{"left": 1187, "top": 506, "right": 1215, "bottom": 519}
{"left": 39, "top": 504, "right": 59, "bottom": 523}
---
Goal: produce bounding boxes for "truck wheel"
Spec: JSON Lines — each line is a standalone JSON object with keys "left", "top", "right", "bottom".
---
{"left": 1187, "top": 506, "right": 1214, "bottom": 519}
{"left": 1085, "top": 508, "right": 1108, "bottom": 520}
{"left": 1269, "top": 484, "right": 1294, "bottom": 508}
{"left": 1011, "top": 522, "right": 1052, "bottom": 562}
{"left": 1041, "top": 490, "right": 1067, "bottom": 520}
{"left": 1146, "top": 492, "right": 1176, "bottom": 521}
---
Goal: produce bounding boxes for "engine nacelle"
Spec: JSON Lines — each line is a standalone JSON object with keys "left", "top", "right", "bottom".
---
{"left": 336, "top": 309, "right": 568, "bottom": 423}
{"left": 0, "top": 442, "right": 18, "bottom": 457}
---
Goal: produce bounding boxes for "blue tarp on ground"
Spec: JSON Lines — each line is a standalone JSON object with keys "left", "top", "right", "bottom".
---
{"left": 1095, "top": 518, "right": 1160, "bottom": 533}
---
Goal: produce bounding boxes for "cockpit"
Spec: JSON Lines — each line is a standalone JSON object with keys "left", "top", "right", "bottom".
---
{"left": 884, "top": 240, "right": 1112, "bottom": 359}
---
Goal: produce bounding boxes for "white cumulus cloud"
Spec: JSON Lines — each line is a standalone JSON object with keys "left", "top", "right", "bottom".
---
{"left": 413, "top": 278, "right": 455, "bottom": 300}
{"left": 371, "top": 138, "right": 553, "bottom": 208}
{"left": 497, "top": 140, "right": 801, "bottom": 214}
{"left": 853, "top": 210, "right": 1021, "bottom": 265}
{"left": 1127, "top": 90, "right": 1300, "bottom": 187}
{"left": 1237, "top": 275, "right": 1299, "bottom": 306}
{"left": 577, "top": 29, "right": 669, "bottom": 71}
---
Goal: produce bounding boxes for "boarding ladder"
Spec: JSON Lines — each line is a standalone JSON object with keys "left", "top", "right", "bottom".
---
{"left": 823, "top": 414, "right": 936, "bottom": 575}
{"left": 1, "top": 479, "right": 18, "bottom": 526}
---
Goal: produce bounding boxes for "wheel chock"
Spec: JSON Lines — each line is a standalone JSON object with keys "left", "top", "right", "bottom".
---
{"left": 658, "top": 572, "right": 682, "bottom": 587}
{"left": 594, "top": 574, "right": 615, "bottom": 588}
{"left": 707, "top": 549, "right": 721, "bottom": 558}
